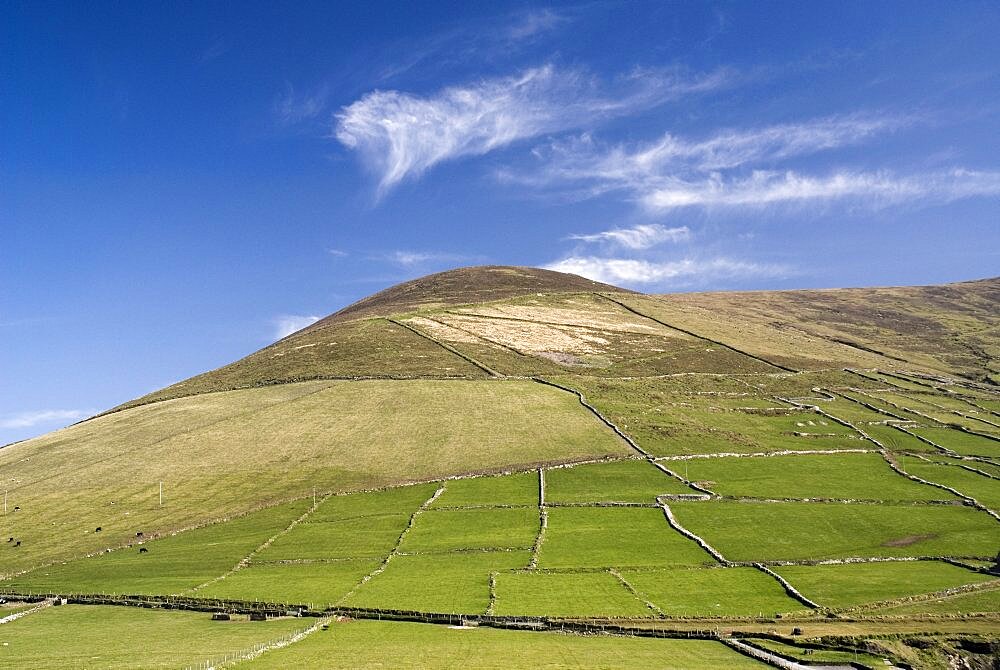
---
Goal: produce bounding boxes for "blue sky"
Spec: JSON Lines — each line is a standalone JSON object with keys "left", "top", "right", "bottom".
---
{"left": 3, "top": 1, "right": 999, "bottom": 444}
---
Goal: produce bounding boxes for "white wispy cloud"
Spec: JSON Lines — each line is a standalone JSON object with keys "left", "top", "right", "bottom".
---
{"left": 335, "top": 64, "right": 731, "bottom": 195}
{"left": 513, "top": 115, "right": 1000, "bottom": 211}
{"left": 275, "top": 83, "right": 329, "bottom": 126}
{"left": 0, "top": 409, "right": 91, "bottom": 429}
{"left": 273, "top": 315, "right": 321, "bottom": 340}
{"left": 506, "top": 8, "right": 569, "bottom": 40}
{"left": 569, "top": 224, "right": 690, "bottom": 249}
{"left": 546, "top": 256, "right": 789, "bottom": 286}
{"left": 642, "top": 168, "right": 1000, "bottom": 210}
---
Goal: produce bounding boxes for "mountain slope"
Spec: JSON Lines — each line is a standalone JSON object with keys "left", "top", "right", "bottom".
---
{"left": 2, "top": 267, "right": 997, "bottom": 577}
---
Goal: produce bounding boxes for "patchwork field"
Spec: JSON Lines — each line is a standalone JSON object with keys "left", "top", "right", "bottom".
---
{"left": 2, "top": 268, "right": 998, "bottom": 667}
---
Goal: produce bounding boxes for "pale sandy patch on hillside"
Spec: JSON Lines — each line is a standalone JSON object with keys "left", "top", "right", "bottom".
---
{"left": 404, "top": 316, "right": 481, "bottom": 343}
{"left": 437, "top": 314, "right": 609, "bottom": 353}
{"left": 457, "top": 302, "right": 668, "bottom": 334}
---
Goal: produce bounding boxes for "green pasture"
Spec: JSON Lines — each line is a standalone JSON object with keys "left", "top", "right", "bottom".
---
{"left": 621, "top": 567, "right": 805, "bottom": 617}
{"left": 681, "top": 452, "right": 954, "bottom": 501}
{"left": 2, "top": 500, "right": 308, "bottom": 595}
{"left": 0, "top": 379, "right": 627, "bottom": 574}
{"left": 897, "top": 456, "right": 1000, "bottom": 511}
{"left": 538, "top": 507, "right": 712, "bottom": 568}
{"left": 909, "top": 427, "right": 1000, "bottom": 457}
{"left": 198, "top": 560, "right": 379, "bottom": 607}
{"left": 239, "top": 618, "right": 769, "bottom": 669}
{"left": 343, "top": 551, "right": 530, "bottom": 613}
{"left": 0, "top": 604, "right": 307, "bottom": 670}
{"left": 745, "top": 638, "right": 890, "bottom": 667}
{"left": 545, "top": 459, "right": 696, "bottom": 503}
{"left": 431, "top": 472, "right": 538, "bottom": 508}
{"left": 669, "top": 501, "right": 1000, "bottom": 561}
{"left": 493, "top": 571, "right": 651, "bottom": 617}
{"left": 862, "top": 424, "right": 937, "bottom": 452}
{"left": 401, "top": 508, "right": 538, "bottom": 552}
{"left": 311, "top": 484, "right": 437, "bottom": 522}
{"left": 258, "top": 514, "right": 410, "bottom": 560}
{"left": 775, "top": 560, "right": 997, "bottom": 609}
{"left": 869, "top": 586, "right": 1000, "bottom": 615}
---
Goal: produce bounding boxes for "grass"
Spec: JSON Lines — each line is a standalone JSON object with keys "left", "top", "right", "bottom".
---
{"left": 239, "top": 618, "right": 770, "bottom": 669}
{"left": 538, "top": 507, "right": 713, "bottom": 568}
{"left": 746, "top": 638, "right": 890, "bottom": 667}
{"left": 553, "top": 377, "right": 867, "bottom": 457}
{"left": 431, "top": 472, "right": 538, "bottom": 508}
{"left": 621, "top": 567, "right": 806, "bottom": 617}
{"left": 681, "top": 452, "right": 955, "bottom": 501}
{"left": 343, "top": 552, "right": 529, "bottom": 613}
{"left": 311, "top": 484, "right": 438, "bottom": 522}
{"left": 862, "top": 423, "right": 938, "bottom": 452}
{"left": 401, "top": 508, "right": 538, "bottom": 552}
{"left": 909, "top": 426, "right": 1000, "bottom": 457}
{"left": 669, "top": 501, "right": 1000, "bottom": 561}
{"left": 257, "top": 514, "right": 411, "bottom": 560}
{"left": 545, "top": 459, "right": 697, "bottom": 503}
{"left": 2, "top": 500, "right": 309, "bottom": 595}
{"left": 869, "top": 585, "right": 1000, "bottom": 615}
{"left": 123, "top": 317, "right": 489, "bottom": 408}
{"left": 493, "top": 571, "right": 651, "bottom": 617}
{"left": 897, "top": 456, "right": 1000, "bottom": 511}
{"left": 198, "top": 560, "right": 379, "bottom": 607}
{"left": 774, "top": 561, "right": 998, "bottom": 609}
{"left": 0, "top": 379, "right": 627, "bottom": 574}
{"left": 0, "top": 604, "right": 307, "bottom": 669}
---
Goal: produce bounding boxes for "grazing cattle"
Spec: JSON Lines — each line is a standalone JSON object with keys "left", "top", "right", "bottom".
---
{"left": 95, "top": 527, "right": 102, "bottom": 532}
{"left": 136, "top": 531, "right": 143, "bottom": 538}
{"left": 13, "top": 541, "right": 20, "bottom": 547}
{"left": 6, "top": 537, "right": 12, "bottom": 543}
{"left": 12, "top": 506, "right": 19, "bottom": 512}
{"left": 139, "top": 547, "right": 148, "bottom": 554}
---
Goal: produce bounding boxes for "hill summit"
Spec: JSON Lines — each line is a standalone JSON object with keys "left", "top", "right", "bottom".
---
{"left": 313, "top": 265, "right": 631, "bottom": 327}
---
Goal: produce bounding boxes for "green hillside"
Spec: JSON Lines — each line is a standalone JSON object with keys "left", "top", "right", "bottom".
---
{"left": 2, "top": 267, "right": 998, "bottom": 668}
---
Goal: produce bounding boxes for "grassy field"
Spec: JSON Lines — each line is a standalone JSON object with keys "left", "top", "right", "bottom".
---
{"left": 774, "top": 561, "right": 998, "bottom": 609}
{"left": 669, "top": 501, "right": 1000, "bottom": 561}
{"left": 0, "top": 379, "right": 627, "bottom": 574}
{"left": 0, "top": 604, "right": 308, "bottom": 669}
{"left": 552, "top": 376, "right": 869, "bottom": 457}
{"left": 311, "top": 484, "right": 438, "bottom": 522}
{"left": 493, "top": 571, "right": 652, "bottom": 617}
{"left": 869, "top": 585, "right": 1000, "bottom": 615}
{"left": 545, "top": 459, "right": 697, "bottom": 503}
{"left": 432, "top": 472, "right": 538, "bottom": 508}
{"left": 909, "top": 426, "right": 1000, "bottom": 457}
{"left": 862, "top": 423, "right": 939, "bottom": 452}
{"left": 257, "top": 514, "right": 411, "bottom": 560}
{"left": 538, "top": 507, "right": 713, "bottom": 568}
{"left": 342, "top": 551, "right": 530, "bottom": 613}
{"left": 198, "top": 560, "right": 380, "bottom": 607}
{"left": 896, "top": 456, "right": 1000, "bottom": 511}
{"left": 401, "top": 508, "right": 539, "bottom": 552}
{"left": 239, "top": 619, "right": 770, "bottom": 669}
{"left": 621, "top": 567, "right": 805, "bottom": 617}
{"left": 3, "top": 501, "right": 308, "bottom": 595}
{"left": 680, "top": 452, "right": 955, "bottom": 501}
{"left": 745, "top": 638, "right": 890, "bottom": 667}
